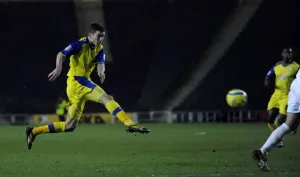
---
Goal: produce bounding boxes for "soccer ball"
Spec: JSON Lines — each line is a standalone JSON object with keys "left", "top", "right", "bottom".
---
{"left": 226, "top": 89, "right": 248, "bottom": 108}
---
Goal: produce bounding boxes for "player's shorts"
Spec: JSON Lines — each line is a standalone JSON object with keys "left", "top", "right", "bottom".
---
{"left": 267, "top": 93, "right": 288, "bottom": 115}
{"left": 66, "top": 76, "right": 106, "bottom": 120}
{"left": 287, "top": 80, "right": 300, "bottom": 113}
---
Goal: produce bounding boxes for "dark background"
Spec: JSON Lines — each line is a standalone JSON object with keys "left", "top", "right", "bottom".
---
{"left": 0, "top": 0, "right": 299, "bottom": 114}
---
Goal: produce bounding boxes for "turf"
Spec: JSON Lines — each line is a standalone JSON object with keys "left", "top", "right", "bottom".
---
{"left": 0, "top": 123, "right": 299, "bottom": 177}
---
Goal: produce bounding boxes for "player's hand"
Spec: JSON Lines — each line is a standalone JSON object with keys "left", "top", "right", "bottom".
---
{"left": 48, "top": 68, "right": 62, "bottom": 82}
{"left": 99, "top": 73, "right": 106, "bottom": 84}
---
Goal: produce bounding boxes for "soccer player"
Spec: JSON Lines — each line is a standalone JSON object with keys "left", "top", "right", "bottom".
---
{"left": 55, "top": 95, "right": 67, "bottom": 121}
{"left": 25, "top": 23, "right": 151, "bottom": 150}
{"left": 253, "top": 64, "right": 300, "bottom": 171}
{"left": 264, "top": 48, "right": 299, "bottom": 147}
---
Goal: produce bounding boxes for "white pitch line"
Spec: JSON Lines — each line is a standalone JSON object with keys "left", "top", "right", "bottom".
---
{"left": 194, "top": 132, "right": 207, "bottom": 136}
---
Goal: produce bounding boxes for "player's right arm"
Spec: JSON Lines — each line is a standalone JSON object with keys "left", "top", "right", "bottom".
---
{"left": 265, "top": 65, "right": 276, "bottom": 88}
{"left": 48, "top": 40, "right": 82, "bottom": 81}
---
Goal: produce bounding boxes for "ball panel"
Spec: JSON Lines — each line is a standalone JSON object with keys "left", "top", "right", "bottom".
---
{"left": 226, "top": 89, "right": 247, "bottom": 108}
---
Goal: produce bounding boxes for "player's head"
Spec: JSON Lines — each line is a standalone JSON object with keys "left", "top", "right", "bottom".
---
{"left": 88, "top": 23, "right": 105, "bottom": 46}
{"left": 282, "top": 48, "right": 293, "bottom": 62}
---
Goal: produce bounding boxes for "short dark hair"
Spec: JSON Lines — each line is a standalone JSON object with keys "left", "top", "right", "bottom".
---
{"left": 89, "top": 23, "right": 105, "bottom": 33}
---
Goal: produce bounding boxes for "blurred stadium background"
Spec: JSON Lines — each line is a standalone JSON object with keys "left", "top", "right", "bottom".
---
{"left": 0, "top": 0, "right": 299, "bottom": 125}
{"left": 0, "top": 0, "right": 300, "bottom": 176}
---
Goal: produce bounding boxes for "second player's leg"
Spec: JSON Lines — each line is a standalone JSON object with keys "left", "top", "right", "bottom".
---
{"left": 274, "top": 103, "right": 287, "bottom": 148}
{"left": 253, "top": 91, "right": 300, "bottom": 171}
{"left": 276, "top": 98, "right": 288, "bottom": 127}
{"left": 267, "top": 108, "right": 279, "bottom": 132}
{"left": 253, "top": 113, "right": 300, "bottom": 171}
{"left": 261, "top": 112, "right": 299, "bottom": 154}
{"left": 275, "top": 114, "right": 286, "bottom": 127}
{"left": 273, "top": 113, "right": 286, "bottom": 148}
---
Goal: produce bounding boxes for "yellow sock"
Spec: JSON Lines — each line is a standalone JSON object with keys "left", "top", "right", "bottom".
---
{"left": 268, "top": 123, "right": 277, "bottom": 132}
{"left": 105, "top": 100, "right": 135, "bottom": 126}
{"left": 32, "top": 122, "right": 66, "bottom": 135}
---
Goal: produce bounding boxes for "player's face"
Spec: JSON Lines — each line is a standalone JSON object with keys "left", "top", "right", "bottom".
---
{"left": 89, "top": 31, "right": 105, "bottom": 46}
{"left": 282, "top": 48, "right": 293, "bottom": 61}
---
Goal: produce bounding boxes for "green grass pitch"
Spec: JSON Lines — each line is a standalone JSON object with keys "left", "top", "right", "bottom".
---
{"left": 0, "top": 123, "right": 299, "bottom": 177}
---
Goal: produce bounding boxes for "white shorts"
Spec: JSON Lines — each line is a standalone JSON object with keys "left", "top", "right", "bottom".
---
{"left": 287, "top": 80, "right": 300, "bottom": 113}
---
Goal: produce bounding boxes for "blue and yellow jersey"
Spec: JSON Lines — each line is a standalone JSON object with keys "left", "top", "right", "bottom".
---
{"left": 60, "top": 37, "right": 105, "bottom": 78}
{"left": 266, "top": 61, "right": 299, "bottom": 94}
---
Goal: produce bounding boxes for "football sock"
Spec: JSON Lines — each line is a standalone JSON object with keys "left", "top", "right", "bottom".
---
{"left": 260, "top": 123, "right": 291, "bottom": 154}
{"left": 268, "top": 123, "right": 277, "bottom": 132}
{"left": 32, "top": 122, "right": 66, "bottom": 135}
{"left": 105, "top": 100, "right": 135, "bottom": 126}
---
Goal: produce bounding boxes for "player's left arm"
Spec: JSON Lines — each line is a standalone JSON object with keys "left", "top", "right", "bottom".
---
{"left": 95, "top": 48, "right": 106, "bottom": 84}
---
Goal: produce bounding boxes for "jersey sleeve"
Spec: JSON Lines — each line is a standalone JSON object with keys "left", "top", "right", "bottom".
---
{"left": 95, "top": 48, "right": 105, "bottom": 64}
{"left": 60, "top": 40, "right": 82, "bottom": 58}
{"left": 266, "top": 66, "right": 275, "bottom": 79}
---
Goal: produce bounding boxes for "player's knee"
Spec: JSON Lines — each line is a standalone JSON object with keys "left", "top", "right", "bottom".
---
{"left": 277, "top": 114, "right": 286, "bottom": 123}
{"left": 285, "top": 116, "right": 300, "bottom": 131}
{"left": 65, "top": 119, "right": 77, "bottom": 132}
{"left": 99, "top": 94, "right": 114, "bottom": 104}
{"left": 65, "top": 124, "right": 76, "bottom": 132}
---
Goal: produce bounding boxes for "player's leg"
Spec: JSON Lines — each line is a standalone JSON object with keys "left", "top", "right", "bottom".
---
{"left": 267, "top": 94, "right": 280, "bottom": 132}
{"left": 273, "top": 99, "right": 287, "bottom": 147}
{"left": 25, "top": 100, "right": 85, "bottom": 150}
{"left": 267, "top": 108, "right": 279, "bottom": 132}
{"left": 276, "top": 97, "right": 288, "bottom": 128}
{"left": 85, "top": 86, "right": 151, "bottom": 133}
{"left": 253, "top": 96, "right": 280, "bottom": 169}
{"left": 291, "top": 124, "right": 298, "bottom": 135}
{"left": 253, "top": 113, "right": 299, "bottom": 171}
{"left": 276, "top": 97, "right": 297, "bottom": 135}
{"left": 272, "top": 113, "right": 286, "bottom": 148}
{"left": 253, "top": 91, "right": 300, "bottom": 171}
{"left": 25, "top": 120, "right": 67, "bottom": 150}
{"left": 61, "top": 101, "right": 85, "bottom": 132}
{"left": 275, "top": 114, "right": 286, "bottom": 127}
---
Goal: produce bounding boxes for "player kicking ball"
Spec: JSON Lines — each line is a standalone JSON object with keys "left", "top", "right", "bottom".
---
{"left": 26, "top": 23, "right": 150, "bottom": 150}
{"left": 252, "top": 66, "right": 300, "bottom": 171}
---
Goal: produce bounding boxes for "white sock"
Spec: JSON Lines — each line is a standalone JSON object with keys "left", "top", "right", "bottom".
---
{"left": 260, "top": 123, "right": 292, "bottom": 154}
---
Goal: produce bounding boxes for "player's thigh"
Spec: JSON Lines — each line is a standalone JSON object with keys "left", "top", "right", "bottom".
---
{"left": 66, "top": 78, "right": 76, "bottom": 98}
{"left": 85, "top": 85, "right": 106, "bottom": 103}
{"left": 267, "top": 94, "right": 279, "bottom": 110}
{"left": 66, "top": 78, "right": 89, "bottom": 119}
{"left": 278, "top": 96, "right": 288, "bottom": 116}
{"left": 67, "top": 98, "right": 86, "bottom": 120}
